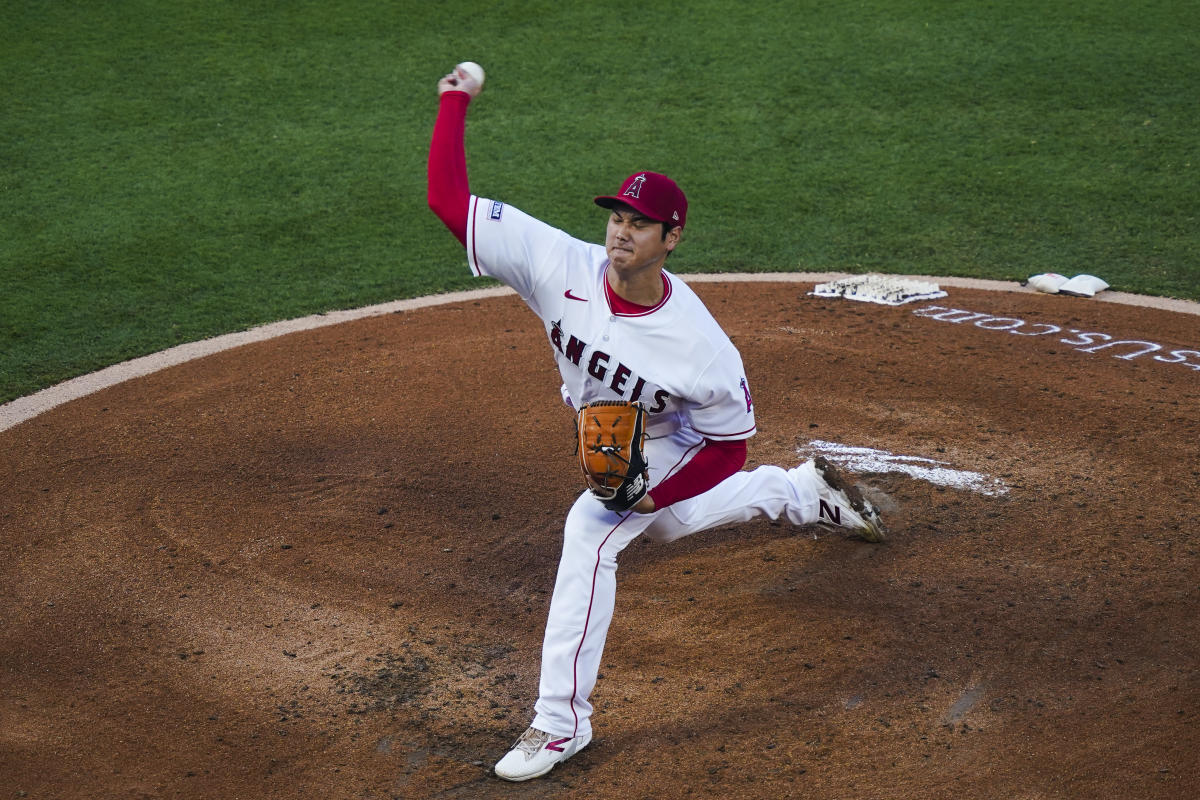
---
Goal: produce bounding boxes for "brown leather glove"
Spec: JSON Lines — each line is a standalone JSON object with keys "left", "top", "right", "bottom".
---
{"left": 576, "top": 401, "right": 649, "bottom": 512}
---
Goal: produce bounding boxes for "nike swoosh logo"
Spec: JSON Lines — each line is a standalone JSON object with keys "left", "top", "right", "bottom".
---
{"left": 564, "top": 289, "right": 588, "bottom": 302}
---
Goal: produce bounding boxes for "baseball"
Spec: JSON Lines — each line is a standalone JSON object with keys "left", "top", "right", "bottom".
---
{"left": 456, "top": 61, "right": 485, "bottom": 89}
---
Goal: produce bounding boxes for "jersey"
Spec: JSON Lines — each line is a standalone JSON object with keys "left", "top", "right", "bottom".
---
{"left": 464, "top": 195, "right": 755, "bottom": 444}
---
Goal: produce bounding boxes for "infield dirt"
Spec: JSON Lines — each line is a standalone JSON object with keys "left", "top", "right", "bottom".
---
{"left": 2, "top": 282, "right": 1197, "bottom": 799}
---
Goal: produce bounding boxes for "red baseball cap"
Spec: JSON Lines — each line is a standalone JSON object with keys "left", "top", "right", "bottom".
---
{"left": 594, "top": 171, "right": 687, "bottom": 229}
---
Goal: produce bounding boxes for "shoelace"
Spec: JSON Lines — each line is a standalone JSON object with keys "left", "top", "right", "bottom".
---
{"left": 515, "top": 728, "right": 549, "bottom": 756}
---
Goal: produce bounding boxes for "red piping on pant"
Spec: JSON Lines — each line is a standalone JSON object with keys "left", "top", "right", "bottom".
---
{"left": 567, "top": 513, "right": 629, "bottom": 736}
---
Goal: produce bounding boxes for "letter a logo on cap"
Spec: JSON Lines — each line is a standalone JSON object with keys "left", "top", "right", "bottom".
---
{"left": 623, "top": 174, "right": 646, "bottom": 200}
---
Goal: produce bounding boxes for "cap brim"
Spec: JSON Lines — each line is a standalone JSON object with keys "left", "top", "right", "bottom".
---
{"left": 594, "top": 195, "right": 670, "bottom": 224}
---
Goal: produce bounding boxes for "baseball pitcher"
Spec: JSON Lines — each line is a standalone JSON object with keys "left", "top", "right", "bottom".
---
{"left": 427, "top": 63, "right": 886, "bottom": 782}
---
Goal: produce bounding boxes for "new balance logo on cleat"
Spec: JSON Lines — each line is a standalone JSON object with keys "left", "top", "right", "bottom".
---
{"left": 818, "top": 498, "right": 841, "bottom": 526}
{"left": 812, "top": 457, "right": 887, "bottom": 543}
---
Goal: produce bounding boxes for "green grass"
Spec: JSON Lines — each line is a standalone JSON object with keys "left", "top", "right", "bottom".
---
{"left": 3, "top": 0, "right": 1197, "bottom": 403}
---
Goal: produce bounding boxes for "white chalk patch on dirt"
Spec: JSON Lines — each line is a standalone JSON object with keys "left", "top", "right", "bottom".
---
{"left": 801, "top": 440, "right": 1009, "bottom": 496}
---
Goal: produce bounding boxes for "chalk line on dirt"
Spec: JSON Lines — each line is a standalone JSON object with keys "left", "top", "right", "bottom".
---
{"left": 799, "top": 440, "right": 1010, "bottom": 497}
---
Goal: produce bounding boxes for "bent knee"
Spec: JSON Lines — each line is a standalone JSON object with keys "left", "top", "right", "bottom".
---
{"left": 642, "top": 506, "right": 690, "bottom": 544}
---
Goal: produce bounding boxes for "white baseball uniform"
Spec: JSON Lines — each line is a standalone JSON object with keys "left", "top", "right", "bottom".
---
{"left": 466, "top": 195, "right": 830, "bottom": 739}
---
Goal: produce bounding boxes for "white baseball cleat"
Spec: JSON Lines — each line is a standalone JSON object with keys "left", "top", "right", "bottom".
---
{"left": 494, "top": 726, "right": 591, "bottom": 782}
{"left": 811, "top": 456, "right": 887, "bottom": 543}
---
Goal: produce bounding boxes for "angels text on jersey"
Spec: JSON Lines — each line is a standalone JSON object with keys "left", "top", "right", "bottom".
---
{"left": 548, "top": 317, "right": 671, "bottom": 411}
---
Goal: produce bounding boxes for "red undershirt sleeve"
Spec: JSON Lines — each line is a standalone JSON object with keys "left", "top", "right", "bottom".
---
{"left": 427, "top": 91, "right": 471, "bottom": 246}
{"left": 648, "top": 437, "right": 747, "bottom": 510}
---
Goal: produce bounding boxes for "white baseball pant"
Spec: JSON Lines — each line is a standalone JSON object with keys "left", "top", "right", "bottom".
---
{"left": 530, "top": 431, "right": 827, "bottom": 739}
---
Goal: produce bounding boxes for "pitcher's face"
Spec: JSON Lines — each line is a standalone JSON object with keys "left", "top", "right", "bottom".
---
{"left": 604, "top": 207, "right": 679, "bottom": 278}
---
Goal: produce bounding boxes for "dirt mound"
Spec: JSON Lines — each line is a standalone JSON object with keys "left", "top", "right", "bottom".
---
{"left": 2, "top": 283, "right": 1197, "bottom": 799}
